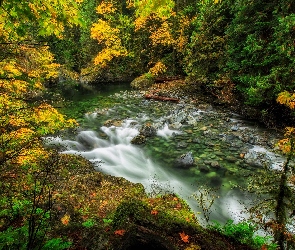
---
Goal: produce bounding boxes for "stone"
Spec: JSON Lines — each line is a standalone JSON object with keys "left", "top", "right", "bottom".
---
{"left": 131, "top": 135, "right": 146, "bottom": 145}
{"left": 130, "top": 75, "right": 154, "bottom": 90}
{"left": 230, "top": 125, "right": 239, "bottom": 131}
{"left": 139, "top": 124, "right": 157, "bottom": 137}
{"left": 210, "top": 161, "right": 220, "bottom": 168}
{"left": 103, "top": 119, "right": 123, "bottom": 127}
{"left": 177, "top": 141, "right": 188, "bottom": 148}
{"left": 175, "top": 152, "right": 194, "bottom": 168}
{"left": 199, "top": 165, "right": 210, "bottom": 173}
{"left": 225, "top": 156, "right": 237, "bottom": 163}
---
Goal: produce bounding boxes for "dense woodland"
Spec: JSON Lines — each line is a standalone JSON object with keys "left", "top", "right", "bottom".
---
{"left": 1, "top": 0, "right": 295, "bottom": 249}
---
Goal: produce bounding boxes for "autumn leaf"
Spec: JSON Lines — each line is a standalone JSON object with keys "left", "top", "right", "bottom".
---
{"left": 114, "top": 229, "right": 126, "bottom": 236}
{"left": 261, "top": 244, "right": 268, "bottom": 250}
{"left": 151, "top": 210, "right": 158, "bottom": 215}
{"left": 179, "top": 231, "right": 189, "bottom": 243}
{"left": 61, "top": 214, "right": 70, "bottom": 225}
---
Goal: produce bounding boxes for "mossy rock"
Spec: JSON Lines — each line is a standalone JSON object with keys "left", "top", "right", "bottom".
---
{"left": 130, "top": 75, "right": 154, "bottom": 90}
{"left": 131, "top": 134, "right": 146, "bottom": 144}
{"left": 139, "top": 123, "right": 157, "bottom": 137}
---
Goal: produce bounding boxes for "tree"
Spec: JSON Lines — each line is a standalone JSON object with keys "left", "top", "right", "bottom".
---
{"left": 0, "top": 0, "right": 81, "bottom": 248}
{"left": 184, "top": 0, "right": 232, "bottom": 84}
{"left": 245, "top": 91, "right": 295, "bottom": 249}
{"left": 226, "top": 0, "right": 295, "bottom": 106}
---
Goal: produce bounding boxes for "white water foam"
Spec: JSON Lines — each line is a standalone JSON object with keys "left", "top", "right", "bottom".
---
{"left": 47, "top": 117, "right": 248, "bottom": 224}
{"left": 244, "top": 145, "right": 285, "bottom": 170}
{"left": 157, "top": 123, "right": 182, "bottom": 139}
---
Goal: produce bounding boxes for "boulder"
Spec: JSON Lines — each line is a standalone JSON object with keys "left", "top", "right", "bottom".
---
{"left": 130, "top": 75, "right": 154, "bottom": 90}
{"left": 175, "top": 152, "right": 194, "bottom": 168}
{"left": 131, "top": 135, "right": 146, "bottom": 145}
{"left": 103, "top": 119, "right": 123, "bottom": 127}
{"left": 139, "top": 124, "right": 157, "bottom": 137}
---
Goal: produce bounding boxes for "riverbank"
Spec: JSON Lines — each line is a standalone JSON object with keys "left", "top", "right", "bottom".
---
{"left": 50, "top": 154, "right": 261, "bottom": 250}
{"left": 131, "top": 77, "right": 293, "bottom": 130}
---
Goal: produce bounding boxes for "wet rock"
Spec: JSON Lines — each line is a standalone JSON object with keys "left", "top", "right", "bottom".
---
{"left": 200, "top": 126, "right": 207, "bottom": 131}
{"left": 199, "top": 165, "right": 210, "bottom": 173}
{"left": 215, "top": 151, "right": 224, "bottom": 156}
{"left": 210, "top": 161, "right": 220, "bottom": 168}
{"left": 230, "top": 125, "right": 239, "bottom": 131}
{"left": 175, "top": 152, "right": 194, "bottom": 168}
{"left": 203, "top": 130, "right": 211, "bottom": 136}
{"left": 103, "top": 119, "right": 123, "bottom": 127}
{"left": 177, "top": 141, "right": 188, "bottom": 148}
{"left": 243, "top": 147, "right": 282, "bottom": 168}
{"left": 139, "top": 124, "right": 157, "bottom": 137}
{"left": 192, "top": 138, "right": 201, "bottom": 144}
{"left": 169, "top": 122, "right": 182, "bottom": 129}
{"left": 210, "top": 175, "right": 222, "bottom": 187}
{"left": 131, "top": 135, "right": 146, "bottom": 145}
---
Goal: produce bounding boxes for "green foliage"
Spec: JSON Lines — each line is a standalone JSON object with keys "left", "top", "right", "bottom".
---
{"left": 184, "top": 0, "right": 232, "bottom": 85}
{"left": 42, "top": 238, "right": 72, "bottom": 250}
{"left": 82, "top": 219, "right": 96, "bottom": 228}
{"left": 48, "top": 0, "right": 101, "bottom": 74}
{"left": 209, "top": 220, "right": 277, "bottom": 249}
{"left": 226, "top": 0, "right": 295, "bottom": 106}
{"left": 112, "top": 200, "right": 151, "bottom": 229}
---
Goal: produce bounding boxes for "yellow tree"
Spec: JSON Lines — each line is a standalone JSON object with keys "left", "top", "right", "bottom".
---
{"left": 130, "top": 0, "right": 192, "bottom": 76}
{"left": 90, "top": 2, "right": 128, "bottom": 68}
{"left": 89, "top": 0, "right": 192, "bottom": 77}
{"left": 0, "top": 0, "right": 82, "bottom": 248}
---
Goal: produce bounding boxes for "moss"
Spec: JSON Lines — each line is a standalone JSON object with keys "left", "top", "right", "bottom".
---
{"left": 130, "top": 75, "right": 154, "bottom": 90}
{"left": 49, "top": 154, "right": 256, "bottom": 250}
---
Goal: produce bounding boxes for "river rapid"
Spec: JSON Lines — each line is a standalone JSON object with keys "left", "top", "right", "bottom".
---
{"left": 48, "top": 83, "right": 285, "bottom": 225}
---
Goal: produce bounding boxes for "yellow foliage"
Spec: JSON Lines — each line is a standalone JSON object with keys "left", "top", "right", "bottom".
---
{"left": 91, "top": 20, "right": 120, "bottom": 44}
{"left": 131, "top": 0, "right": 175, "bottom": 19}
{"left": 91, "top": 14, "right": 128, "bottom": 67}
{"left": 134, "top": 16, "right": 148, "bottom": 31}
{"left": 0, "top": 45, "right": 77, "bottom": 169}
{"left": 61, "top": 214, "right": 71, "bottom": 225}
{"left": 277, "top": 127, "right": 295, "bottom": 154}
{"left": 277, "top": 91, "right": 295, "bottom": 110}
{"left": 174, "top": 15, "right": 191, "bottom": 52}
{"left": 96, "top": 2, "right": 116, "bottom": 15}
{"left": 93, "top": 47, "right": 128, "bottom": 67}
{"left": 150, "top": 21, "right": 174, "bottom": 46}
{"left": 149, "top": 61, "right": 167, "bottom": 76}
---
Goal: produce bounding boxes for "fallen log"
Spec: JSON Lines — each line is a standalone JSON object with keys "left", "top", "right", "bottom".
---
{"left": 144, "top": 94, "right": 180, "bottom": 103}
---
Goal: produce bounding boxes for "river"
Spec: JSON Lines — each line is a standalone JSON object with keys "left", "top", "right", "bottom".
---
{"left": 48, "top": 82, "right": 285, "bottom": 225}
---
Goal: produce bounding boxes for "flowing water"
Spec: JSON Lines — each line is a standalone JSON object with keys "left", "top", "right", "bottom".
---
{"left": 49, "top": 82, "right": 285, "bottom": 224}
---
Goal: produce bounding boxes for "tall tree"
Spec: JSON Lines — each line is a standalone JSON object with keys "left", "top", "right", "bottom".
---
{"left": 226, "top": 0, "right": 295, "bottom": 106}
{"left": 0, "top": 0, "right": 81, "bottom": 248}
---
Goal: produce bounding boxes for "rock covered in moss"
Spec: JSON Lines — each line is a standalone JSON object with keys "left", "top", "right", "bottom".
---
{"left": 131, "top": 134, "right": 146, "bottom": 144}
{"left": 103, "top": 119, "right": 123, "bottom": 127}
{"left": 139, "top": 123, "right": 157, "bottom": 137}
{"left": 130, "top": 75, "right": 154, "bottom": 90}
{"left": 175, "top": 152, "right": 194, "bottom": 168}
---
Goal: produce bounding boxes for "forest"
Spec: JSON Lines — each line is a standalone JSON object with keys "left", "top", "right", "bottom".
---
{"left": 1, "top": 0, "right": 295, "bottom": 249}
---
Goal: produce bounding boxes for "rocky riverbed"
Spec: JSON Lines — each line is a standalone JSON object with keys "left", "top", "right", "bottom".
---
{"left": 53, "top": 81, "right": 287, "bottom": 223}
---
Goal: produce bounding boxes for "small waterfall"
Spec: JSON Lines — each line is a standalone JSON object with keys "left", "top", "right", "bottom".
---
{"left": 48, "top": 120, "right": 181, "bottom": 193}
{"left": 47, "top": 118, "right": 250, "bottom": 225}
